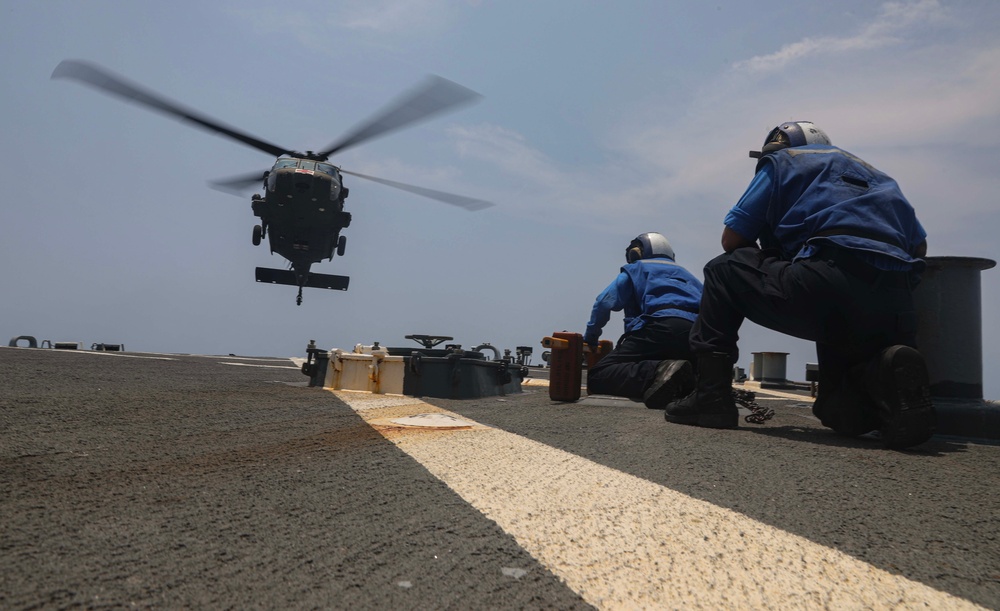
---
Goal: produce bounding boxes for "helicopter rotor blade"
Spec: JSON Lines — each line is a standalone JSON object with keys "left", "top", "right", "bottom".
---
{"left": 339, "top": 169, "right": 493, "bottom": 211}
{"left": 318, "top": 75, "right": 482, "bottom": 159}
{"left": 208, "top": 170, "right": 270, "bottom": 195}
{"left": 52, "top": 59, "right": 293, "bottom": 159}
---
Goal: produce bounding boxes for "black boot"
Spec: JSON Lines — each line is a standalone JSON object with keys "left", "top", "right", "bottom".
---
{"left": 812, "top": 366, "right": 880, "bottom": 437}
{"left": 642, "top": 360, "right": 695, "bottom": 409}
{"left": 863, "top": 345, "right": 936, "bottom": 449}
{"left": 664, "top": 352, "right": 738, "bottom": 429}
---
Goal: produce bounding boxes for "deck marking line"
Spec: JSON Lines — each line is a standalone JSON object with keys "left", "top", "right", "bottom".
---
{"left": 219, "top": 362, "right": 300, "bottom": 370}
{"left": 333, "top": 390, "right": 983, "bottom": 610}
{"left": 745, "top": 386, "right": 816, "bottom": 401}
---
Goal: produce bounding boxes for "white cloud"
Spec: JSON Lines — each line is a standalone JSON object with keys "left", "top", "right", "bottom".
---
{"left": 444, "top": 0, "right": 999, "bottom": 286}
{"left": 446, "top": 124, "right": 601, "bottom": 218}
{"left": 339, "top": 0, "right": 461, "bottom": 32}
{"left": 733, "top": 0, "right": 946, "bottom": 74}
{"left": 605, "top": 1, "right": 999, "bottom": 206}
{"left": 230, "top": 0, "right": 471, "bottom": 52}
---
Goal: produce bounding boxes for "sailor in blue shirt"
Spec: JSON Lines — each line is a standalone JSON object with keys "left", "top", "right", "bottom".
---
{"left": 585, "top": 232, "right": 702, "bottom": 408}
{"left": 665, "top": 121, "right": 936, "bottom": 449}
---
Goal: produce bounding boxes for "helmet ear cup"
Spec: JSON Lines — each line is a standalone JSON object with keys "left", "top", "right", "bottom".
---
{"left": 626, "top": 247, "right": 642, "bottom": 264}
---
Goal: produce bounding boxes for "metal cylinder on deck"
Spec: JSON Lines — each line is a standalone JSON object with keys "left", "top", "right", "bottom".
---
{"left": 758, "top": 352, "right": 789, "bottom": 385}
{"left": 749, "top": 354, "right": 763, "bottom": 381}
{"left": 913, "top": 256, "right": 995, "bottom": 399}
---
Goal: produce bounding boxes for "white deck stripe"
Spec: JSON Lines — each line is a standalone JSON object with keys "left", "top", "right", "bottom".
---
{"left": 333, "top": 391, "right": 982, "bottom": 610}
{"left": 749, "top": 386, "right": 817, "bottom": 401}
{"left": 219, "top": 362, "right": 300, "bottom": 370}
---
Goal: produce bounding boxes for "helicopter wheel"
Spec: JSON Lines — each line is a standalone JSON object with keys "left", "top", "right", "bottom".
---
{"left": 337, "top": 235, "right": 346, "bottom": 257}
{"left": 252, "top": 224, "right": 262, "bottom": 246}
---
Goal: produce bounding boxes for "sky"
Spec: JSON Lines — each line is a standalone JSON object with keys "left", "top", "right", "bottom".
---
{"left": 2, "top": 1, "right": 999, "bottom": 397}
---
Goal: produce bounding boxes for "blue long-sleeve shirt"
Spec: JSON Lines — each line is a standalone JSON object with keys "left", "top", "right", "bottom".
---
{"left": 725, "top": 146, "right": 927, "bottom": 271}
{"left": 585, "top": 258, "right": 703, "bottom": 344}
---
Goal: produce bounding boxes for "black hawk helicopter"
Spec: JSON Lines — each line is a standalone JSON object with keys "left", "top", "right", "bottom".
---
{"left": 52, "top": 60, "right": 492, "bottom": 305}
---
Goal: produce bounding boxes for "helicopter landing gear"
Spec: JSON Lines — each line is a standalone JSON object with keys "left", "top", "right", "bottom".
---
{"left": 337, "top": 235, "right": 346, "bottom": 257}
{"left": 252, "top": 224, "right": 263, "bottom": 246}
{"left": 296, "top": 286, "right": 303, "bottom": 306}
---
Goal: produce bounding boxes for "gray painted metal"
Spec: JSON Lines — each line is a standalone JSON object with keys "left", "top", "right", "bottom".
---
{"left": 914, "top": 256, "right": 996, "bottom": 399}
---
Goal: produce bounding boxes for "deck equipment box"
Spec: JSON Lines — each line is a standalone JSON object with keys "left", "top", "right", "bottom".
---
{"left": 399, "top": 351, "right": 526, "bottom": 399}
{"left": 325, "top": 349, "right": 405, "bottom": 394}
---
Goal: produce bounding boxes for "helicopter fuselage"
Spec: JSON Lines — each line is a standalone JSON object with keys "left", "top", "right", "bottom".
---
{"left": 251, "top": 157, "right": 351, "bottom": 270}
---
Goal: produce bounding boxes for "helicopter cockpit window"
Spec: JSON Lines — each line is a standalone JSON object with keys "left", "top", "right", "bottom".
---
{"left": 316, "top": 163, "right": 336, "bottom": 176}
{"left": 274, "top": 159, "right": 298, "bottom": 170}
{"left": 299, "top": 161, "right": 316, "bottom": 171}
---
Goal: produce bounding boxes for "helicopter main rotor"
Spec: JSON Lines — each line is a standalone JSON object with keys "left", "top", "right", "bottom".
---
{"left": 51, "top": 59, "right": 492, "bottom": 210}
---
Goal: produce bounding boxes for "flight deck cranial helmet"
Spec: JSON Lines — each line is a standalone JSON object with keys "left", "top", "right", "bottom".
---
{"left": 626, "top": 232, "right": 676, "bottom": 264}
{"left": 749, "top": 121, "right": 831, "bottom": 159}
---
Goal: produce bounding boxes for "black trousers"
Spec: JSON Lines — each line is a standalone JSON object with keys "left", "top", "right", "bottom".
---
{"left": 587, "top": 316, "right": 694, "bottom": 399}
{"left": 690, "top": 246, "right": 918, "bottom": 390}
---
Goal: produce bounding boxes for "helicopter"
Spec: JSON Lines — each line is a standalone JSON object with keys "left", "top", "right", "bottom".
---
{"left": 52, "top": 60, "right": 493, "bottom": 305}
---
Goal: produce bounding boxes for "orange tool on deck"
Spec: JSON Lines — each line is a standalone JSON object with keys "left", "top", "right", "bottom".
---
{"left": 541, "top": 332, "right": 613, "bottom": 402}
